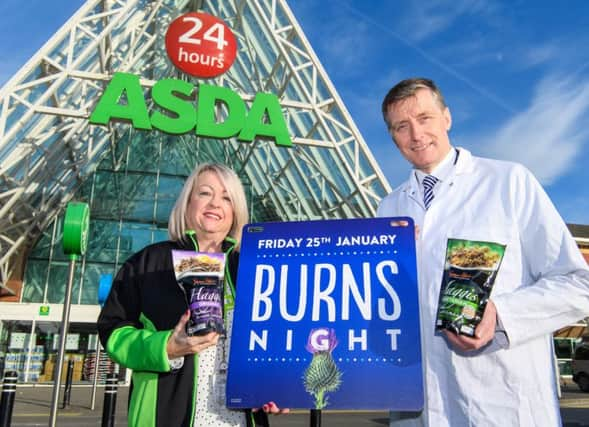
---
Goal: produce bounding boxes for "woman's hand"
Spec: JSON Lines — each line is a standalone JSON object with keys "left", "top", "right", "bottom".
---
{"left": 254, "top": 401, "right": 290, "bottom": 415}
{"left": 166, "top": 310, "right": 220, "bottom": 358}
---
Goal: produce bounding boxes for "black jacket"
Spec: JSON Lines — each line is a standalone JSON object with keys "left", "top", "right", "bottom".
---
{"left": 97, "top": 238, "right": 268, "bottom": 427}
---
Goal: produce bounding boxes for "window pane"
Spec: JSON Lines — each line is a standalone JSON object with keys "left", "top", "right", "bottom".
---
{"left": 46, "top": 263, "right": 75, "bottom": 304}
{"left": 80, "top": 263, "right": 114, "bottom": 305}
{"left": 85, "top": 220, "right": 121, "bottom": 263}
{"left": 121, "top": 173, "right": 156, "bottom": 222}
{"left": 156, "top": 176, "right": 184, "bottom": 224}
{"left": 22, "top": 260, "right": 48, "bottom": 303}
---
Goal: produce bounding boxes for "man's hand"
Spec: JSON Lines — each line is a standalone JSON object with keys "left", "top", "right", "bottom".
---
{"left": 443, "top": 300, "right": 497, "bottom": 351}
{"left": 166, "top": 310, "right": 220, "bottom": 358}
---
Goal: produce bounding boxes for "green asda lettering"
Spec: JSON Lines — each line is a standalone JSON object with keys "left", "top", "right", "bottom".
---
{"left": 89, "top": 72, "right": 292, "bottom": 147}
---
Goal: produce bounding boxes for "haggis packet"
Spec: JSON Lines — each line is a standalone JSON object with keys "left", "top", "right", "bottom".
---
{"left": 172, "top": 250, "right": 226, "bottom": 336}
{"left": 435, "top": 239, "right": 506, "bottom": 337}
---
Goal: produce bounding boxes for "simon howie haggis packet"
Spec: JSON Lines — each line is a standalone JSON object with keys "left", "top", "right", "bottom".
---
{"left": 435, "top": 239, "right": 506, "bottom": 337}
{"left": 172, "top": 250, "right": 226, "bottom": 336}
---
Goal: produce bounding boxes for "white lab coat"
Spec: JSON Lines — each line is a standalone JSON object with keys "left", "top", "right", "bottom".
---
{"left": 377, "top": 147, "right": 589, "bottom": 427}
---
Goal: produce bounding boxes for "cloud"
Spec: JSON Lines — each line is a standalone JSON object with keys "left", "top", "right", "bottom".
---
{"left": 319, "top": 21, "right": 372, "bottom": 71}
{"left": 334, "top": 2, "right": 517, "bottom": 115}
{"left": 398, "top": 0, "right": 500, "bottom": 43}
{"left": 290, "top": 1, "right": 376, "bottom": 78}
{"left": 479, "top": 75, "right": 589, "bottom": 185}
{"left": 435, "top": 37, "right": 505, "bottom": 68}
{"left": 401, "top": 5, "right": 461, "bottom": 42}
{"left": 445, "top": 39, "right": 566, "bottom": 74}
{"left": 518, "top": 43, "right": 561, "bottom": 69}
{"left": 513, "top": 35, "right": 589, "bottom": 76}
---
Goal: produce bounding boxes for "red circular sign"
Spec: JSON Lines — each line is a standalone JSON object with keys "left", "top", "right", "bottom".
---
{"left": 165, "top": 12, "right": 237, "bottom": 78}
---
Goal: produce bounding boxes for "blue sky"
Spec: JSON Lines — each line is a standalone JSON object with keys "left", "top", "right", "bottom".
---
{"left": 1, "top": 0, "right": 588, "bottom": 225}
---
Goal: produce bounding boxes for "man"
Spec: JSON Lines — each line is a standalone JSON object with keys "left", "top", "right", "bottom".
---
{"left": 377, "top": 78, "right": 589, "bottom": 426}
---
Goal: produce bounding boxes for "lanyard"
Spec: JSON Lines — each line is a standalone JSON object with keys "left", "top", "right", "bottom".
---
{"left": 223, "top": 261, "right": 236, "bottom": 314}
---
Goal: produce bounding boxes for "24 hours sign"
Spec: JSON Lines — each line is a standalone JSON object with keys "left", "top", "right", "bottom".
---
{"left": 227, "top": 217, "right": 423, "bottom": 410}
{"left": 165, "top": 12, "right": 237, "bottom": 78}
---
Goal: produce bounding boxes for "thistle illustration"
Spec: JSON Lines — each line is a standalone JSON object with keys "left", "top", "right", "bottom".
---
{"left": 303, "top": 328, "right": 342, "bottom": 409}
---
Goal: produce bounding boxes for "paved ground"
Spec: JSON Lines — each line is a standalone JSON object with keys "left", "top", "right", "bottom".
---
{"left": 3, "top": 383, "right": 589, "bottom": 426}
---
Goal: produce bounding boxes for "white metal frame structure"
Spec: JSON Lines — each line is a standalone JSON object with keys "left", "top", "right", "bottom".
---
{"left": 0, "top": 0, "right": 391, "bottom": 295}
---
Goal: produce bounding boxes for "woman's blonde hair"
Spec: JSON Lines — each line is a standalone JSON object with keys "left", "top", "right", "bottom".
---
{"left": 168, "top": 163, "right": 249, "bottom": 249}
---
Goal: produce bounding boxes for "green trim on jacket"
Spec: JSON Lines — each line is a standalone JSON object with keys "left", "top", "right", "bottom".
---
{"left": 106, "top": 314, "right": 172, "bottom": 427}
{"left": 128, "top": 370, "right": 158, "bottom": 427}
{"left": 106, "top": 316, "right": 172, "bottom": 372}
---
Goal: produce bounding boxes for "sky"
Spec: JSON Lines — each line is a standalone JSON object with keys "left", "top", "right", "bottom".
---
{"left": 1, "top": 0, "right": 588, "bottom": 225}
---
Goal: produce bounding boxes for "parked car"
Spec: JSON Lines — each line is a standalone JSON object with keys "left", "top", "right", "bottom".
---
{"left": 572, "top": 342, "right": 589, "bottom": 392}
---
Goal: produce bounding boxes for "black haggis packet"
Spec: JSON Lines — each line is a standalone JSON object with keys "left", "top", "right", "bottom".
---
{"left": 172, "top": 250, "right": 226, "bottom": 336}
{"left": 435, "top": 239, "right": 506, "bottom": 337}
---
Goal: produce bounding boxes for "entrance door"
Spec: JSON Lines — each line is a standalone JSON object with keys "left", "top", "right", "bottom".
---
{"left": 0, "top": 316, "right": 121, "bottom": 385}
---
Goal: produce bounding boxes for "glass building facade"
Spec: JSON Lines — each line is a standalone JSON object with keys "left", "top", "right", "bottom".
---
{"left": 22, "top": 136, "right": 280, "bottom": 307}
{"left": 0, "top": 0, "right": 390, "bottom": 384}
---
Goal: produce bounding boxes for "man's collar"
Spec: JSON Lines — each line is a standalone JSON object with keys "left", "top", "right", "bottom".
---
{"left": 413, "top": 146, "right": 457, "bottom": 184}
{"left": 404, "top": 146, "right": 473, "bottom": 192}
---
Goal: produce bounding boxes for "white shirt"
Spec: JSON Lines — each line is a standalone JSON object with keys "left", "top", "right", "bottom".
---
{"left": 194, "top": 310, "right": 244, "bottom": 427}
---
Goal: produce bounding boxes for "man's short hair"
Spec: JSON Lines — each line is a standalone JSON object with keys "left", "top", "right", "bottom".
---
{"left": 381, "top": 78, "right": 447, "bottom": 130}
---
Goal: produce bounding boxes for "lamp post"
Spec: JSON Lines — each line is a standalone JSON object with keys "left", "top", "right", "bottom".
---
{"left": 49, "top": 202, "right": 89, "bottom": 427}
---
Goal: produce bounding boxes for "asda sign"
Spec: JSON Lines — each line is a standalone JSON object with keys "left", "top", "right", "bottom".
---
{"left": 89, "top": 72, "right": 292, "bottom": 147}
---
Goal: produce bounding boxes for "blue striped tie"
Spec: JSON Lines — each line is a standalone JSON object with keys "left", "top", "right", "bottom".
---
{"left": 423, "top": 175, "right": 438, "bottom": 209}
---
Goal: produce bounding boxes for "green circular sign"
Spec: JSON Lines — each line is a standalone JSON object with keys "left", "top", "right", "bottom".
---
{"left": 63, "top": 202, "right": 90, "bottom": 255}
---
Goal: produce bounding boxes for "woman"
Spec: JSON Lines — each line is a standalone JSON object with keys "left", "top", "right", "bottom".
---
{"left": 97, "top": 163, "right": 285, "bottom": 427}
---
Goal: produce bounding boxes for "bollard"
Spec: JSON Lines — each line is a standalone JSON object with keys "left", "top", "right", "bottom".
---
{"left": 0, "top": 370, "right": 18, "bottom": 427}
{"left": 61, "top": 359, "right": 74, "bottom": 409}
{"left": 310, "top": 409, "right": 322, "bottom": 427}
{"left": 101, "top": 372, "right": 118, "bottom": 427}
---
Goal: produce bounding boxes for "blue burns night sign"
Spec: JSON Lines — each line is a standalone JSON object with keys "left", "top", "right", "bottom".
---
{"left": 226, "top": 217, "right": 423, "bottom": 410}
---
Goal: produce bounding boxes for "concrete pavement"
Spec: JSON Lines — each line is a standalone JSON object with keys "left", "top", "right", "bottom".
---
{"left": 4, "top": 383, "right": 589, "bottom": 426}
